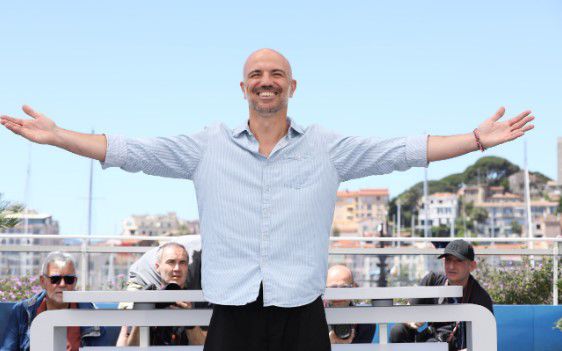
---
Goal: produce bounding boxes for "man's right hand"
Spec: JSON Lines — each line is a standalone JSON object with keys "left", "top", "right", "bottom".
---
{"left": 1, "top": 105, "right": 107, "bottom": 161}
{"left": 1, "top": 105, "right": 59, "bottom": 145}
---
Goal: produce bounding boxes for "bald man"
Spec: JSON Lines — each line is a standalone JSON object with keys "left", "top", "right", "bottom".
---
{"left": 1, "top": 48, "right": 534, "bottom": 350}
{"left": 326, "top": 265, "right": 376, "bottom": 344}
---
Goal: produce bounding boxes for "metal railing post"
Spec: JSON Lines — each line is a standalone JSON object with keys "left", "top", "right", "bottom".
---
{"left": 80, "top": 238, "right": 88, "bottom": 291}
{"left": 554, "top": 240, "right": 559, "bottom": 305}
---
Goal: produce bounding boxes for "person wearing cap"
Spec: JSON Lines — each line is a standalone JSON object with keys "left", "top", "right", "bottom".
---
{"left": 390, "top": 239, "right": 493, "bottom": 351}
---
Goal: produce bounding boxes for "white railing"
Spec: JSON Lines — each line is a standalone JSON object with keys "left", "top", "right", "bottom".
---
{"left": 1, "top": 234, "right": 560, "bottom": 304}
{"left": 29, "top": 287, "right": 498, "bottom": 350}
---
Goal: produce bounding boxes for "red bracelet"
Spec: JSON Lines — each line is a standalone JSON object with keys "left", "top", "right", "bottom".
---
{"left": 473, "top": 128, "right": 486, "bottom": 152}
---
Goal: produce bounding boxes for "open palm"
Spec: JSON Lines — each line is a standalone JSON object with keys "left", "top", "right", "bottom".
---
{"left": 0, "top": 105, "right": 58, "bottom": 145}
{"left": 477, "top": 107, "right": 534, "bottom": 148}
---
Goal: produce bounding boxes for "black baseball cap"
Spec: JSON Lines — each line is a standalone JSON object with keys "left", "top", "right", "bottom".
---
{"left": 437, "top": 239, "right": 475, "bottom": 261}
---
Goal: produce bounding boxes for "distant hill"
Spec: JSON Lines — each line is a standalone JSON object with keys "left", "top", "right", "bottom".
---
{"left": 388, "top": 156, "right": 551, "bottom": 225}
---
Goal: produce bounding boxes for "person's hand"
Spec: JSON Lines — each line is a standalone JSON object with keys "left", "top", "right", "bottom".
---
{"left": 1, "top": 105, "right": 59, "bottom": 145}
{"left": 476, "top": 107, "right": 534, "bottom": 149}
{"left": 186, "top": 326, "right": 207, "bottom": 345}
{"left": 329, "top": 328, "right": 355, "bottom": 344}
{"left": 406, "top": 322, "right": 425, "bottom": 330}
{"left": 169, "top": 301, "right": 192, "bottom": 309}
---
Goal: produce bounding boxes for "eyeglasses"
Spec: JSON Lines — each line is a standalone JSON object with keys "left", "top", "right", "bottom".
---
{"left": 44, "top": 275, "right": 77, "bottom": 285}
{"left": 327, "top": 284, "right": 353, "bottom": 289}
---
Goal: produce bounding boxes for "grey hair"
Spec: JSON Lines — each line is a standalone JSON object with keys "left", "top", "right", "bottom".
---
{"left": 41, "top": 251, "right": 76, "bottom": 275}
{"left": 156, "top": 242, "right": 188, "bottom": 263}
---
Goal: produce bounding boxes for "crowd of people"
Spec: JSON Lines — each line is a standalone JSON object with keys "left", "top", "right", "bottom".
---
{"left": 1, "top": 239, "right": 493, "bottom": 351}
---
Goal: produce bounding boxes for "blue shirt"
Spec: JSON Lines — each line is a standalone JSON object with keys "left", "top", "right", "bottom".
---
{"left": 101, "top": 119, "right": 427, "bottom": 307}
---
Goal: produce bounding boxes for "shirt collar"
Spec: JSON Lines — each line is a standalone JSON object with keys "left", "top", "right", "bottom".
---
{"left": 232, "top": 117, "right": 304, "bottom": 138}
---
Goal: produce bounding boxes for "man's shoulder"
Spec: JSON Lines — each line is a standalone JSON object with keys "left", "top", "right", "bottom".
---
{"left": 420, "top": 271, "right": 447, "bottom": 286}
{"left": 468, "top": 276, "right": 494, "bottom": 313}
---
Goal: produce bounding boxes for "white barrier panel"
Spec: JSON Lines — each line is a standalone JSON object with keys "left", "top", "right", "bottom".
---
{"left": 30, "top": 304, "right": 495, "bottom": 351}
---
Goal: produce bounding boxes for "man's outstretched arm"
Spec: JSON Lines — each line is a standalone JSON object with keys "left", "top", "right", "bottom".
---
{"left": 1, "top": 105, "right": 107, "bottom": 161}
{"left": 427, "top": 107, "right": 534, "bottom": 162}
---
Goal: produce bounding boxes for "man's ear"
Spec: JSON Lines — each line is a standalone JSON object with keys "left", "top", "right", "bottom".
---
{"left": 39, "top": 275, "right": 47, "bottom": 290}
{"left": 240, "top": 82, "right": 247, "bottom": 100}
{"left": 469, "top": 260, "right": 477, "bottom": 272}
{"left": 289, "top": 79, "right": 297, "bottom": 98}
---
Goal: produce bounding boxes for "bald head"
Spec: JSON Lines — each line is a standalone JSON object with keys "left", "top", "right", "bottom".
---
{"left": 243, "top": 48, "right": 293, "bottom": 81}
{"left": 326, "top": 264, "right": 354, "bottom": 287}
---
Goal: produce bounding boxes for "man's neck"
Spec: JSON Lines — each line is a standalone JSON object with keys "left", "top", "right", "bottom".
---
{"left": 45, "top": 297, "right": 69, "bottom": 310}
{"left": 248, "top": 111, "right": 289, "bottom": 157}
{"left": 448, "top": 276, "right": 470, "bottom": 289}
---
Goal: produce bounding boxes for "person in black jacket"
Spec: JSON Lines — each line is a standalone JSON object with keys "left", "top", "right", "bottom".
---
{"left": 390, "top": 239, "right": 493, "bottom": 351}
{"left": 325, "top": 265, "right": 376, "bottom": 344}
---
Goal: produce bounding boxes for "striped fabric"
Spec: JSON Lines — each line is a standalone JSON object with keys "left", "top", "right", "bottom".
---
{"left": 101, "top": 119, "right": 428, "bottom": 307}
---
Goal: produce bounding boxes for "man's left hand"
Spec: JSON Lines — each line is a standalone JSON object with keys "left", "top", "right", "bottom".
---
{"left": 169, "top": 301, "right": 193, "bottom": 309}
{"left": 329, "top": 328, "right": 355, "bottom": 344}
{"left": 477, "top": 107, "right": 534, "bottom": 148}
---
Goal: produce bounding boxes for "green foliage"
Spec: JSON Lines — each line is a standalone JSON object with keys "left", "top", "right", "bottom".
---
{"left": 431, "top": 224, "right": 451, "bottom": 237}
{"left": 463, "top": 156, "right": 520, "bottom": 186}
{"left": 0, "top": 276, "right": 42, "bottom": 302}
{"left": 474, "top": 257, "right": 557, "bottom": 304}
{"left": 511, "top": 221, "right": 522, "bottom": 235}
{"left": 558, "top": 196, "right": 562, "bottom": 214}
{"left": 0, "top": 194, "right": 21, "bottom": 229}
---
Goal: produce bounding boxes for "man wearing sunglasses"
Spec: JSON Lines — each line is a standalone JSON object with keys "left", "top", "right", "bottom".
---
{"left": 1, "top": 251, "right": 106, "bottom": 351}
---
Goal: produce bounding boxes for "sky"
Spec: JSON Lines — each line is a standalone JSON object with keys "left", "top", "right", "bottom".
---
{"left": 1, "top": 1, "right": 561, "bottom": 236}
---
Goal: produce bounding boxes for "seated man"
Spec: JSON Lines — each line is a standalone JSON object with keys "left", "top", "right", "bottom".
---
{"left": 121, "top": 235, "right": 202, "bottom": 295}
{"left": 116, "top": 242, "right": 206, "bottom": 346}
{"left": 390, "top": 239, "right": 494, "bottom": 351}
{"left": 1, "top": 251, "right": 106, "bottom": 351}
{"left": 325, "top": 264, "right": 376, "bottom": 344}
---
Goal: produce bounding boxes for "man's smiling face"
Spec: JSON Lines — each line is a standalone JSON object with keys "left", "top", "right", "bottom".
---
{"left": 240, "top": 49, "right": 297, "bottom": 116}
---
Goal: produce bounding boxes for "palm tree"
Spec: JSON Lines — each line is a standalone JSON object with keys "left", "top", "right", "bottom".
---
{"left": 0, "top": 193, "right": 22, "bottom": 229}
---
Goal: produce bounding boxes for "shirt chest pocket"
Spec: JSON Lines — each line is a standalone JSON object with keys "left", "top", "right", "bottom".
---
{"left": 276, "top": 154, "right": 317, "bottom": 189}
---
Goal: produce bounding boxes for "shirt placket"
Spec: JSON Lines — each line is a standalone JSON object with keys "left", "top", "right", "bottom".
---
{"left": 260, "top": 157, "right": 272, "bottom": 303}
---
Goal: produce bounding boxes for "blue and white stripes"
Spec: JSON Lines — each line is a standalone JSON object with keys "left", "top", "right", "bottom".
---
{"left": 102, "top": 119, "right": 427, "bottom": 307}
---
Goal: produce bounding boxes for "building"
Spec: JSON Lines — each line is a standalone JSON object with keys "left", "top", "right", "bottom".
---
{"left": 0, "top": 210, "right": 60, "bottom": 277}
{"left": 416, "top": 192, "right": 458, "bottom": 228}
{"left": 332, "top": 189, "right": 389, "bottom": 236}
{"left": 121, "top": 212, "right": 199, "bottom": 237}
{"left": 477, "top": 198, "right": 558, "bottom": 237}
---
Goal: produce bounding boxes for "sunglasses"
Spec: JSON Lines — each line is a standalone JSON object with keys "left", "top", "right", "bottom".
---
{"left": 44, "top": 275, "right": 77, "bottom": 285}
{"left": 327, "top": 284, "right": 353, "bottom": 289}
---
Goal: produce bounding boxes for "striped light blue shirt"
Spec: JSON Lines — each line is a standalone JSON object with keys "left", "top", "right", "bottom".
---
{"left": 101, "top": 119, "right": 427, "bottom": 307}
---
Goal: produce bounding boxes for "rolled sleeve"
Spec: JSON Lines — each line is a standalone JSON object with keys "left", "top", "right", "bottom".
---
{"left": 405, "top": 134, "right": 429, "bottom": 168}
{"left": 100, "top": 134, "right": 128, "bottom": 169}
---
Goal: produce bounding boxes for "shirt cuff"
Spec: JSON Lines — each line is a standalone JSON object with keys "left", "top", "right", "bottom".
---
{"left": 405, "top": 134, "right": 428, "bottom": 167}
{"left": 100, "top": 134, "right": 127, "bottom": 169}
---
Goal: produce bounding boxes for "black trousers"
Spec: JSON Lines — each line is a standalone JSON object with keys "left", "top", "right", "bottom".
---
{"left": 204, "top": 286, "right": 331, "bottom": 351}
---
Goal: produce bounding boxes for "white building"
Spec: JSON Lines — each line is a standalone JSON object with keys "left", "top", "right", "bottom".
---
{"left": 417, "top": 192, "right": 458, "bottom": 228}
{"left": 0, "top": 210, "right": 60, "bottom": 277}
{"left": 121, "top": 212, "right": 199, "bottom": 237}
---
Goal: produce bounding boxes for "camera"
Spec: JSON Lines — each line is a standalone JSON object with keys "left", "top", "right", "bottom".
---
{"left": 155, "top": 282, "right": 182, "bottom": 309}
{"left": 331, "top": 324, "right": 353, "bottom": 339}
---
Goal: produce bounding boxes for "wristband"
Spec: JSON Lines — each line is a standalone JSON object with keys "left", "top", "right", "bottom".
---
{"left": 473, "top": 128, "right": 486, "bottom": 152}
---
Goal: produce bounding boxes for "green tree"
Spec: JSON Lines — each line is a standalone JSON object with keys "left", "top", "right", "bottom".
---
{"left": 511, "top": 221, "right": 522, "bottom": 235}
{"left": 0, "top": 194, "right": 21, "bottom": 229}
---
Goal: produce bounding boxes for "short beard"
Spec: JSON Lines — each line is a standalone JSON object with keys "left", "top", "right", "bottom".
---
{"left": 249, "top": 100, "right": 286, "bottom": 116}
